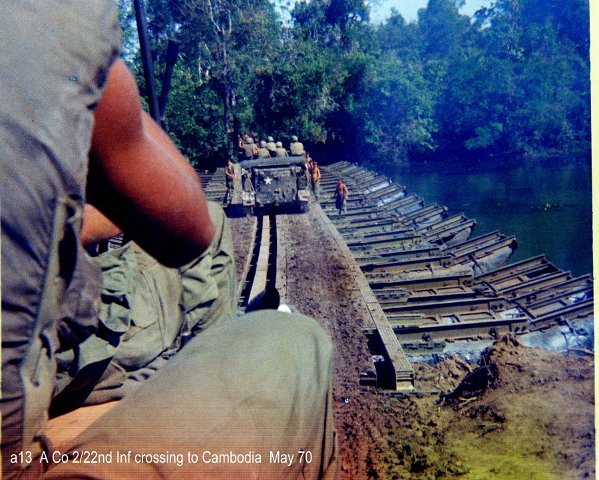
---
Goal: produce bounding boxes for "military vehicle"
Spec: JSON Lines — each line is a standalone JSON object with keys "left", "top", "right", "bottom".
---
{"left": 240, "top": 156, "right": 310, "bottom": 212}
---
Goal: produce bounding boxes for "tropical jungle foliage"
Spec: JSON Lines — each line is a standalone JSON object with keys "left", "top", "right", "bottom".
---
{"left": 117, "top": 0, "right": 590, "bottom": 170}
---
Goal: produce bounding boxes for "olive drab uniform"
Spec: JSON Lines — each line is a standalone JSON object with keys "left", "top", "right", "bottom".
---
{"left": 289, "top": 136, "right": 306, "bottom": 156}
{"left": 1, "top": 3, "right": 338, "bottom": 479}
{"left": 275, "top": 141, "right": 288, "bottom": 157}
{"left": 52, "top": 201, "right": 238, "bottom": 410}
{"left": 224, "top": 162, "right": 235, "bottom": 203}
{"left": 0, "top": 2, "right": 120, "bottom": 477}
{"left": 45, "top": 203, "right": 339, "bottom": 480}
{"left": 242, "top": 138, "right": 258, "bottom": 159}
{"left": 257, "top": 148, "right": 270, "bottom": 158}
{"left": 265, "top": 137, "right": 277, "bottom": 157}
{"left": 257, "top": 141, "right": 271, "bottom": 159}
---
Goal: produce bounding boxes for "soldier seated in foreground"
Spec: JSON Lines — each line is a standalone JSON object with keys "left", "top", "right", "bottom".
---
{"left": 46, "top": 202, "right": 338, "bottom": 480}
{"left": 1, "top": 3, "right": 337, "bottom": 478}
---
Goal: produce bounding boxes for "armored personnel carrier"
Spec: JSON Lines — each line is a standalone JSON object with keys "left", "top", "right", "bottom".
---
{"left": 240, "top": 156, "right": 310, "bottom": 212}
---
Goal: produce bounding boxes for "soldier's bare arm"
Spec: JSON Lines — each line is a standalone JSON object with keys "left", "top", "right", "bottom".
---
{"left": 80, "top": 204, "right": 122, "bottom": 246}
{"left": 87, "top": 59, "right": 214, "bottom": 267}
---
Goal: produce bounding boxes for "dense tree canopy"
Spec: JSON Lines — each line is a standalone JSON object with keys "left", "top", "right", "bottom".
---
{"left": 118, "top": 0, "right": 590, "bottom": 169}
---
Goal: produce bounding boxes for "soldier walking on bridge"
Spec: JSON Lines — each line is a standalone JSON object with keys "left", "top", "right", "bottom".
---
{"left": 335, "top": 179, "right": 349, "bottom": 214}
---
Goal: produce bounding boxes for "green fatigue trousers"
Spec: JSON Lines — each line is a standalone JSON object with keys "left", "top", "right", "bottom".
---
{"left": 44, "top": 202, "right": 338, "bottom": 479}
{"left": 311, "top": 179, "right": 321, "bottom": 201}
{"left": 335, "top": 195, "right": 347, "bottom": 215}
{"left": 225, "top": 179, "right": 234, "bottom": 203}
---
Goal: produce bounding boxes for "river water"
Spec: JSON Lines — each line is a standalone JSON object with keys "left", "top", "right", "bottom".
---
{"left": 390, "top": 156, "right": 593, "bottom": 278}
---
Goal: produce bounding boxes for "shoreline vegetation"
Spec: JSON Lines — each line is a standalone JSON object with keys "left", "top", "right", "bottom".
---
{"left": 117, "top": 0, "right": 590, "bottom": 172}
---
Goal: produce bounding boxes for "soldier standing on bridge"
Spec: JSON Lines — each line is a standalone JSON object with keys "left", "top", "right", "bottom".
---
{"left": 224, "top": 159, "right": 236, "bottom": 203}
{"left": 310, "top": 160, "right": 321, "bottom": 201}
{"left": 335, "top": 179, "right": 349, "bottom": 214}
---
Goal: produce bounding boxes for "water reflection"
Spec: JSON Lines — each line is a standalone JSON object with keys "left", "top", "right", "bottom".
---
{"left": 392, "top": 157, "right": 592, "bottom": 277}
